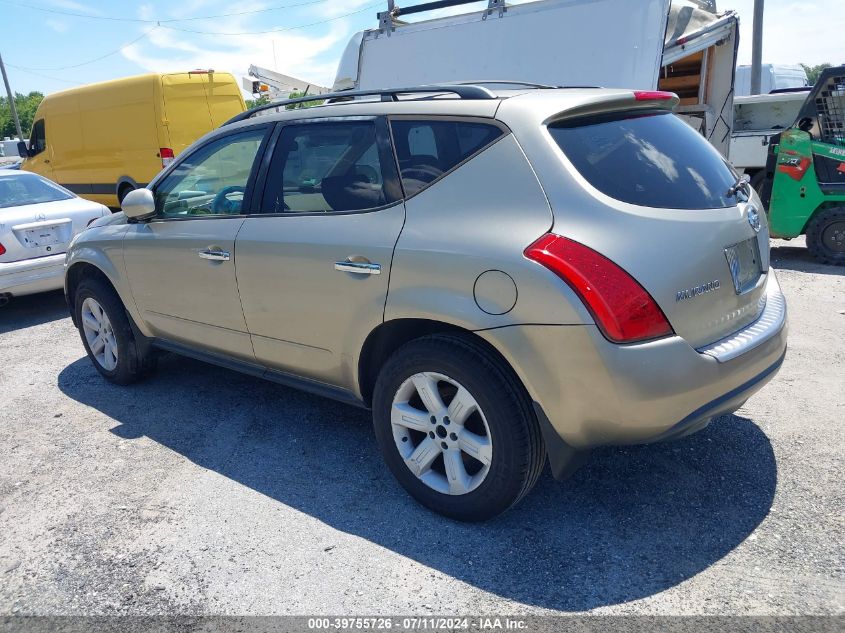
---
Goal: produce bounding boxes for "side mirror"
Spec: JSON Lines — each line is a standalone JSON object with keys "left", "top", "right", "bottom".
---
{"left": 797, "top": 117, "right": 814, "bottom": 133}
{"left": 17, "top": 141, "right": 29, "bottom": 158}
{"left": 121, "top": 188, "right": 156, "bottom": 221}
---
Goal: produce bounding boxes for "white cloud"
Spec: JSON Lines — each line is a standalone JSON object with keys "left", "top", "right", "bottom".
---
{"left": 44, "top": 0, "right": 102, "bottom": 15}
{"left": 46, "top": 19, "right": 69, "bottom": 32}
{"left": 122, "top": 16, "right": 352, "bottom": 89}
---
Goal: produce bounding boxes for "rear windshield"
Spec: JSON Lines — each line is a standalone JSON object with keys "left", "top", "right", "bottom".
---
{"left": 0, "top": 173, "right": 74, "bottom": 209}
{"left": 549, "top": 111, "right": 743, "bottom": 209}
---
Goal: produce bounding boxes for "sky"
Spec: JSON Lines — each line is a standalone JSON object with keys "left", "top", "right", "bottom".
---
{"left": 1, "top": 0, "right": 843, "bottom": 98}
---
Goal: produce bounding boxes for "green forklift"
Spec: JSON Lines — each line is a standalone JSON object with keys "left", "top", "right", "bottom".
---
{"left": 762, "top": 66, "right": 845, "bottom": 265}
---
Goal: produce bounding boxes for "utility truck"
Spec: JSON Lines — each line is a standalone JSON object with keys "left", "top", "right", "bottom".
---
{"left": 334, "top": 0, "right": 739, "bottom": 156}
{"left": 243, "top": 65, "right": 329, "bottom": 101}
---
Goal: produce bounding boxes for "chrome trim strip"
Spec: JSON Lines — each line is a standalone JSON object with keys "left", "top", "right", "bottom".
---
{"left": 697, "top": 275, "right": 787, "bottom": 363}
{"left": 334, "top": 261, "right": 381, "bottom": 275}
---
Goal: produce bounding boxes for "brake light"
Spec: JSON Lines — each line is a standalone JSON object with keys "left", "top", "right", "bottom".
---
{"left": 160, "top": 147, "right": 174, "bottom": 169}
{"left": 524, "top": 234, "right": 673, "bottom": 343}
{"left": 0, "top": 242, "right": 5, "bottom": 256}
{"left": 633, "top": 90, "right": 676, "bottom": 101}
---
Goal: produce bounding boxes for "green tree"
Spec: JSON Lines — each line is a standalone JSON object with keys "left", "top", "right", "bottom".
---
{"left": 801, "top": 63, "right": 832, "bottom": 85}
{"left": 245, "top": 94, "right": 271, "bottom": 109}
{"left": 0, "top": 91, "right": 44, "bottom": 139}
{"left": 284, "top": 90, "right": 324, "bottom": 110}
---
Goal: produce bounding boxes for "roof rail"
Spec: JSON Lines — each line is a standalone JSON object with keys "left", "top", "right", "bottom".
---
{"left": 379, "top": 1, "right": 507, "bottom": 34}
{"left": 223, "top": 84, "right": 497, "bottom": 126}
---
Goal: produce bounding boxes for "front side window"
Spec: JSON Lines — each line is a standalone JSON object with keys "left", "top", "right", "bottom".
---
{"left": 391, "top": 119, "right": 504, "bottom": 196}
{"left": 154, "top": 127, "right": 266, "bottom": 217}
{"left": 29, "top": 119, "right": 46, "bottom": 155}
{"left": 549, "top": 110, "right": 743, "bottom": 209}
{"left": 0, "top": 173, "right": 74, "bottom": 209}
{"left": 261, "top": 121, "right": 397, "bottom": 214}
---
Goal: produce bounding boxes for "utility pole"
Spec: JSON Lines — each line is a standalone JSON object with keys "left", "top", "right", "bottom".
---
{"left": 750, "top": 0, "right": 764, "bottom": 94}
{"left": 0, "top": 51, "right": 24, "bottom": 140}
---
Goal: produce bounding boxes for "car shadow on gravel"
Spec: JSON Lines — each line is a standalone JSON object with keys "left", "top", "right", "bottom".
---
{"left": 58, "top": 353, "right": 777, "bottom": 612}
{"left": 0, "top": 290, "right": 68, "bottom": 334}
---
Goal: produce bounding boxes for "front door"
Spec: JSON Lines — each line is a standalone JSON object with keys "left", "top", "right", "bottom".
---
{"left": 21, "top": 119, "right": 55, "bottom": 181}
{"left": 235, "top": 118, "right": 405, "bottom": 387}
{"left": 123, "top": 125, "right": 269, "bottom": 360}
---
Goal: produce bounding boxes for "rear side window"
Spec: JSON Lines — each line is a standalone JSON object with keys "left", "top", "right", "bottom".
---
{"left": 549, "top": 111, "right": 742, "bottom": 209}
{"left": 391, "top": 120, "right": 504, "bottom": 196}
{"left": 261, "top": 121, "right": 399, "bottom": 214}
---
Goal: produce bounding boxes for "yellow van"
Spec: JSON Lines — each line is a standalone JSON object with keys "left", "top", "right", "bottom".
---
{"left": 20, "top": 71, "right": 246, "bottom": 207}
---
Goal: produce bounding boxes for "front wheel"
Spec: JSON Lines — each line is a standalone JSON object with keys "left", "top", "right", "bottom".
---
{"left": 75, "top": 277, "right": 156, "bottom": 384}
{"left": 806, "top": 207, "right": 845, "bottom": 266}
{"left": 372, "top": 334, "right": 545, "bottom": 521}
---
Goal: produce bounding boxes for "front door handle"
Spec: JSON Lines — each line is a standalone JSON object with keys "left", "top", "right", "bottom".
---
{"left": 198, "top": 248, "right": 231, "bottom": 261}
{"left": 334, "top": 260, "right": 381, "bottom": 275}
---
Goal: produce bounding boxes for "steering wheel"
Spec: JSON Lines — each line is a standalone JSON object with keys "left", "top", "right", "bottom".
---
{"left": 211, "top": 185, "right": 246, "bottom": 214}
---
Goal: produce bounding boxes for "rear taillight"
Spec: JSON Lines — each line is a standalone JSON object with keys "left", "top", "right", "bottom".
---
{"left": 524, "top": 234, "right": 673, "bottom": 343}
{"left": 0, "top": 242, "right": 5, "bottom": 256}
{"left": 160, "top": 147, "right": 175, "bottom": 168}
{"left": 633, "top": 90, "right": 676, "bottom": 101}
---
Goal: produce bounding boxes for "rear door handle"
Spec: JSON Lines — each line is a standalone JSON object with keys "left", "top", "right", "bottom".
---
{"left": 198, "top": 249, "right": 230, "bottom": 261}
{"left": 334, "top": 260, "right": 381, "bottom": 275}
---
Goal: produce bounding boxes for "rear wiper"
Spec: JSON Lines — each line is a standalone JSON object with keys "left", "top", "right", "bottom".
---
{"left": 726, "top": 174, "right": 751, "bottom": 199}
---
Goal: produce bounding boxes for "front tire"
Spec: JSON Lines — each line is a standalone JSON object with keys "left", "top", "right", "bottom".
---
{"left": 75, "top": 277, "right": 156, "bottom": 385}
{"left": 806, "top": 207, "right": 845, "bottom": 265}
{"left": 372, "top": 334, "right": 545, "bottom": 521}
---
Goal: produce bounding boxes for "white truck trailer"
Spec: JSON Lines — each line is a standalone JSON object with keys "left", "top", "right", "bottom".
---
{"left": 334, "top": 0, "right": 739, "bottom": 156}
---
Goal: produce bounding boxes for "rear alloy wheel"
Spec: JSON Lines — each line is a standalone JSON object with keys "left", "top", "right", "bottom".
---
{"left": 391, "top": 371, "right": 493, "bottom": 496}
{"left": 373, "top": 334, "right": 545, "bottom": 521}
{"left": 806, "top": 207, "right": 845, "bottom": 266}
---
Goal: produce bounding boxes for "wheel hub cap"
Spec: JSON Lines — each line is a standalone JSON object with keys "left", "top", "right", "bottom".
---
{"left": 391, "top": 372, "right": 492, "bottom": 496}
{"left": 80, "top": 297, "right": 118, "bottom": 371}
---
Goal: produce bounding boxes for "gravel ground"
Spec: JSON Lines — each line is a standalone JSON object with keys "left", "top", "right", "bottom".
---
{"left": 0, "top": 239, "right": 842, "bottom": 617}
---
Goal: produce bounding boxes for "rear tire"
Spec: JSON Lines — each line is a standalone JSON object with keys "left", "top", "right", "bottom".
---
{"left": 372, "top": 333, "right": 545, "bottom": 522}
{"left": 74, "top": 277, "right": 156, "bottom": 385}
{"left": 806, "top": 207, "right": 845, "bottom": 266}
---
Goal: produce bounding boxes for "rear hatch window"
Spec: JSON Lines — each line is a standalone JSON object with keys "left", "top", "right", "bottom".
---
{"left": 549, "top": 111, "right": 742, "bottom": 209}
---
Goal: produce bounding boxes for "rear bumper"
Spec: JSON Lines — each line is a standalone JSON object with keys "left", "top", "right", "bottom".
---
{"left": 479, "top": 273, "right": 788, "bottom": 450}
{"left": 0, "top": 254, "right": 65, "bottom": 297}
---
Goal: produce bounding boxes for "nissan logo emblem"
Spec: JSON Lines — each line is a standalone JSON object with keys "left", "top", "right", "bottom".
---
{"left": 747, "top": 205, "right": 761, "bottom": 232}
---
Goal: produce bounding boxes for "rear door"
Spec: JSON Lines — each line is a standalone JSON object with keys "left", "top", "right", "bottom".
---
{"left": 235, "top": 117, "right": 404, "bottom": 387}
{"left": 160, "top": 73, "right": 214, "bottom": 156}
{"left": 545, "top": 108, "right": 769, "bottom": 349}
{"left": 203, "top": 72, "right": 247, "bottom": 127}
{"left": 122, "top": 125, "right": 270, "bottom": 360}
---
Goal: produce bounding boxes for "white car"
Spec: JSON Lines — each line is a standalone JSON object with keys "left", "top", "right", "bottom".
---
{"left": 0, "top": 169, "right": 110, "bottom": 306}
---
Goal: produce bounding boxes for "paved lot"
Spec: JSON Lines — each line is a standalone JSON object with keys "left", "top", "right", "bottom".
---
{"left": 0, "top": 240, "right": 842, "bottom": 616}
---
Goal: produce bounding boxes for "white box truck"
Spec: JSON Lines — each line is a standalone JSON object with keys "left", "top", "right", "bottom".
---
{"left": 334, "top": 0, "right": 739, "bottom": 156}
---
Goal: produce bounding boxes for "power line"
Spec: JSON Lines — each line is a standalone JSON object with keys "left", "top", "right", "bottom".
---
{"left": 4, "top": 2, "right": 380, "bottom": 71}
{"left": 159, "top": 3, "right": 380, "bottom": 36}
{"left": 0, "top": 0, "right": 333, "bottom": 24}
{"left": 9, "top": 26, "right": 159, "bottom": 72}
{"left": 5, "top": 65, "right": 81, "bottom": 86}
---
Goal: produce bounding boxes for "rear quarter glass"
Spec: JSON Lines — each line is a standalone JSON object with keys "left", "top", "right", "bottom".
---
{"left": 548, "top": 110, "right": 742, "bottom": 210}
